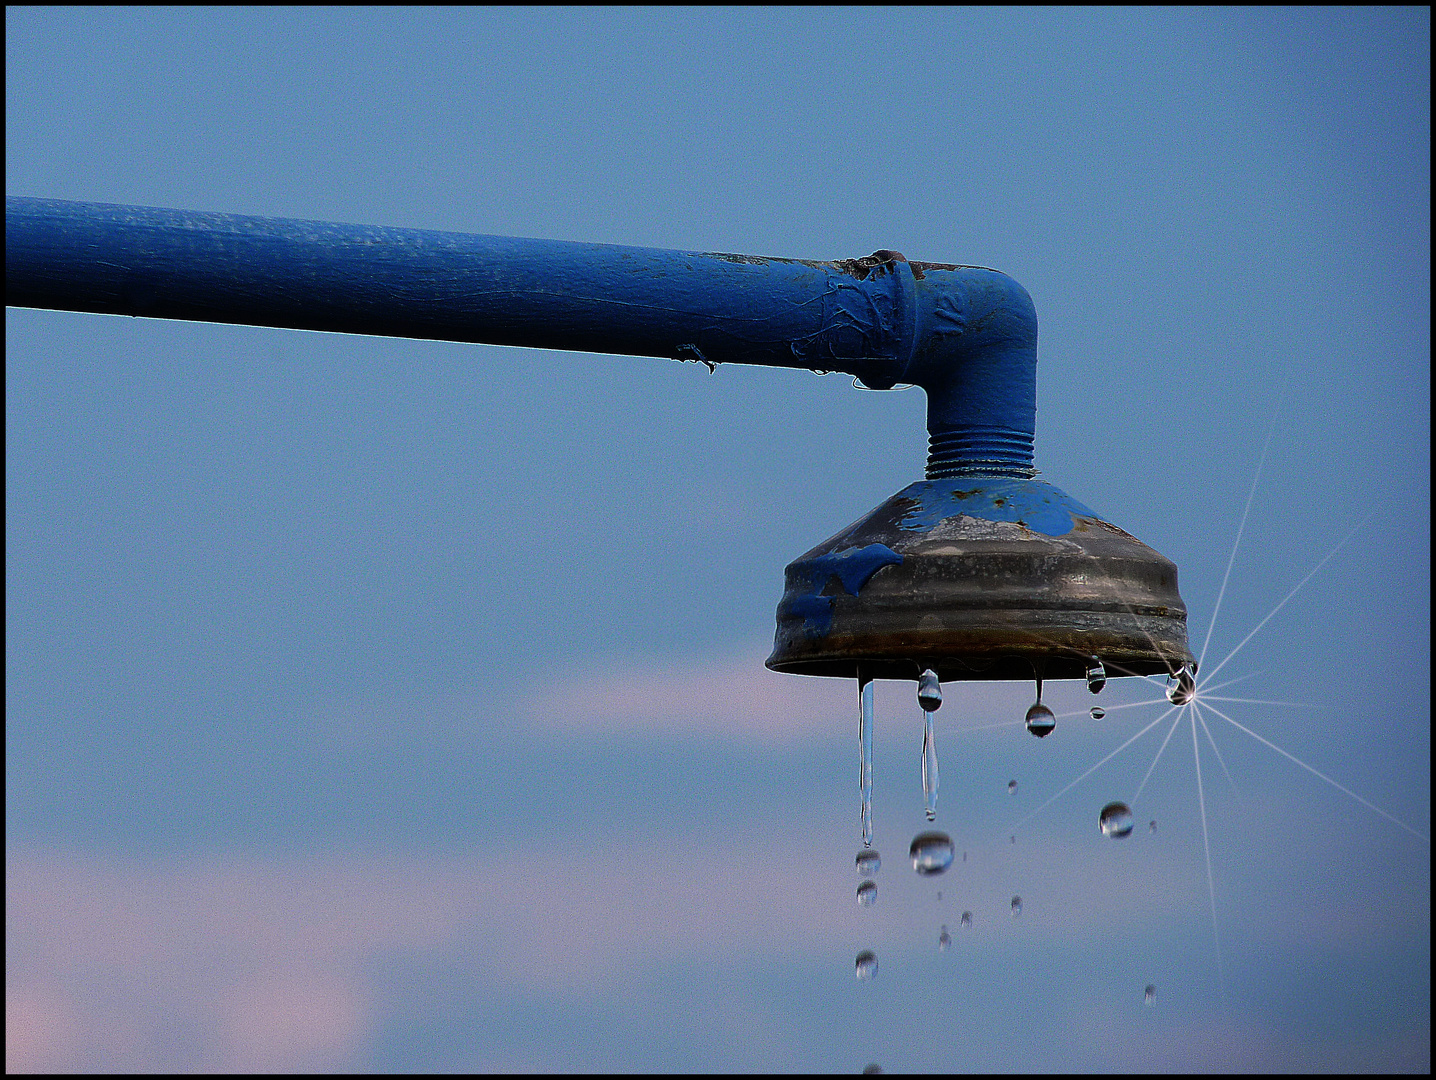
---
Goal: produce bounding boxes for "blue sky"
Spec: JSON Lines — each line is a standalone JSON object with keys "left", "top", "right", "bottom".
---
{"left": 6, "top": 7, "right": 1429, "bottom": 1072}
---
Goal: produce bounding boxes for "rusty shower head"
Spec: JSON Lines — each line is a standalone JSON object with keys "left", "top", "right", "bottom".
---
{"left": 764, "top": 262, "right": 1194, "bottom": 683}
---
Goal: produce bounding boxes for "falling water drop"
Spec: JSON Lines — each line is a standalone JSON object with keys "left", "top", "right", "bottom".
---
{"left": 938, "top": 925, "right": 952, "bottom": 951}
{"left": 960, "top": 911, "right": 972, "bottom": 928}
{"left": 1085, "top": 658, "right": 1107, "bottom": 694}
{"left": 1148, "top": 819, "right": 1158, "bottom": 833}
{"left": 859, "top": 676, "right": 875, "bottom": 846}
{"left": 1144, "top": 984, "right": 1157, "bottom": 1006}
{"left": 909, "top": 831, "right": 955, "bottom": 876}
{"left": 1166, "top": 663, "right": 1196, "bottom": 706}
{"left": 921, "top": 709, "right": 939, "bottom": 821}
{"left": 855, "top": 850, "right": 881, "bottom": 876}
{"left": 1024, "top": 703, "right": 1056, "bottom": 738}
{"left": 1007, "top": 779, "right": 1018, "bottom": 795}
{"left": 856, "top": 880, "right": 878, "bottom": 906}
{"left": 1099, "top": 801, "right": 1135, "bottom": 838}
{"left": 1090, "top": 706, "right": 1106, "bottom": 720}
{"left": 855, "top": 950, "right": 878, "bottom": 980}
{"left": 1011, "top": 895, "right": 1022, "bottom": 917}
{"left": 917, "top": 668, "right": 942, "bottom": 712}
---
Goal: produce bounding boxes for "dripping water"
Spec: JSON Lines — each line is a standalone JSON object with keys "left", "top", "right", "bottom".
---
{"left": 1025, "top": 669, "right": 1055, "bottom": 737}
{"left": 918, "top": 669, "right": 941, "bottom": 821}
{"left": 1086, "top": 658, "right": 1107, "bottom": 694}
{"left": 1167, "top": 663, "right": 1197, "bottom": 706}
{"left": 855, "top": 950, "right": 878, "bottom": 980}
{"left": 909, "top": 831, "right": 955, "bottom": 875}
{"left": 859, "top": 674, "right": 874, "bottom": 847}
{"left": 1099, "top": 801, "right": 1135, "bottom": 838}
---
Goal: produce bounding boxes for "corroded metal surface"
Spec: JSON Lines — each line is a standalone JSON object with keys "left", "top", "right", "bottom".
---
{"left": 767, "top": 476, "right": 1195, "bottom": 682}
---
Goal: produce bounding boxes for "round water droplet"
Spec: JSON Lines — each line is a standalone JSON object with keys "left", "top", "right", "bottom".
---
{"left": 1099, "top": 801, "right": 1135, "bottom": 838}
{"left": 1166, "top": 664, "right": 1196, "bottom": 706}
{"left": 1025, "top": 703, "right": 1056, "bottom": 738}
{"left": 1086, "top": 659, "right": 1106, "bottom": 694}
{"left": 917, "top": 668, "right": 942, "bottom": 712}
{"left": 1148, "top": 819, "right": 1157, "bottom": 833}
{"left": 938, "top": 926, "right": 952, "bottom": 951}
{"left": 960, "top": 910, "right": 972, "bottom": 928}
{"left": 1090, "top": 706, "right": 1106, "bottom": 720}
{"left": 1144, "top": 984, "right": 1157, "bottom": 1006}
{"left": 855, "top": 950, "right": 878, "bottom": 980}
{"left": 1011, "top": 896, "right": 1022, "bottom": 917}
{"left": 856, "top": 880, "right": 877, "bottom": 906}
{"left": 855, "top": 850, "right": 880, "bottom": 876}
{"left": 1007, "top": 779, "right": 1018, "bottom": 795}
{"left": 909, "top": 831, "right": 955, "bottom": 876}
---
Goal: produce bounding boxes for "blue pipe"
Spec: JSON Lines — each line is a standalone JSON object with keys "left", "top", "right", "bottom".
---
{"left": 6, "top": 197, "right": 1037, "bottom": 478}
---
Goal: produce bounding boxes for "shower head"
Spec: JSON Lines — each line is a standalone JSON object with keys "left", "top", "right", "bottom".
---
{"left": 754, "top": 252, "right": 1193, "bottom": 683}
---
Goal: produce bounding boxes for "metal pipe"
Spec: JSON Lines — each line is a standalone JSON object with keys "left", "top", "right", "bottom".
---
{"left": 6, "top": 195, "right": 1194, "bottom": 683}
{"left": 6, "top": 196, "right": 1036, "bottom": 477}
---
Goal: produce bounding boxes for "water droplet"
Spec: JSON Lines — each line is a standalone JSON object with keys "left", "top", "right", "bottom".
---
{"left": 855, "top": 950, "right": 878, "bottom": 980}
{"left": 938, "top": 925, "right": 952, "bottom": 951}
{"left": 921, "top": 708, "right": 939, "bottom": 821}
{"left": 909, "top": 831, "right": 955, "bottom": 876}
{"left": 1024, "top": 702, "right": 1056, "bottom": 738}
{"left": 1086, "top": 659, "right": 1106, "bottom": 694}
{"left": 1007, "top": 779, "right": 1018, "bottom": 795}
{"left": 856, "top": 880, "right": 877, "bottom": 906}
{"left": 962, "top": 851, "right": 967, "bottom": 862}
{"left": 1148, "top": 819, "right": 1158, "bottom": 833}
{"left": 1010, "top": 834, "right": 1016, "bottom": 844}
{"left": 1166, "top": 664, "right": 1196, "bottom": 706}
{"left": 859, "top": 677, "right": 875, "bottom": 846}
{"left": 960, "top": 911, "right": 972, "bottom": 928}
{"left": 1011, "top": 895, "right": 1022, "bottom": 917}
{"left": 917, "top": 668, "right": 942, "bottom": 712}
{"left": 1090, "top": 706, "right": 1106, "bottom": 720}
{"left": 1099, "top": 801, "right": 1135, "bottom": 838}
{"left": 936, "top": 890, "right": 942, "bottom": 902}
{"left": 856, "top": 850, "right": 881, "bottom": 876}
{"left": 862, "top": 1065, "right": 883, "bottom": 1075}
{"left": 1144, "top": 984, "right": 1157, "bottom": 1006}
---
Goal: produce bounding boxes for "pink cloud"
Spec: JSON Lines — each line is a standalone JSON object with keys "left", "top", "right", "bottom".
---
{"left": 501, "top": 642, "right": 1044, "bottom": 746}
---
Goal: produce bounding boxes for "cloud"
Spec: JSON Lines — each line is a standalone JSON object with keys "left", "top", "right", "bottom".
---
{"left": 4, "top": 809, "right": 1362, "bottom": 1074}
{"left": 4, "top": 834, "right": 857, "bottom": 1072}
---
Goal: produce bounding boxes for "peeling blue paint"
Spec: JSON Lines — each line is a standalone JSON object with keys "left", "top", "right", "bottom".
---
{"left": 897, "top": 477, "right": 1100, "bottom": 538}
{"left": 778, "top": 543, "right": 904, "bottom": 638}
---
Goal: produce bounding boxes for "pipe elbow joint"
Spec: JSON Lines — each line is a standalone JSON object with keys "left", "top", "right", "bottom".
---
{"left": 902, "top": 263, "right": 1039, "bottom": 478}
